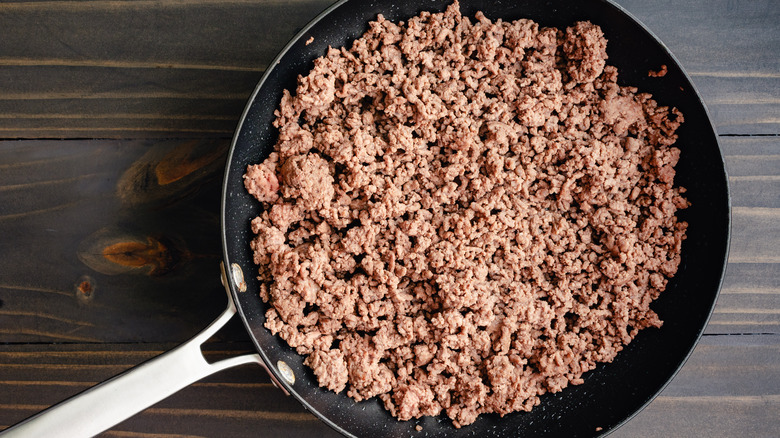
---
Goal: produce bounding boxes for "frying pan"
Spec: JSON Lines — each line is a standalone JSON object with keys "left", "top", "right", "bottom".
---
{"left": 2, "top": 0, "right": 729, "bottom": 437}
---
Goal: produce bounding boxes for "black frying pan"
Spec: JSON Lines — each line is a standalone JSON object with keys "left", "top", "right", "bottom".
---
{"left": 3, "top": 0, "right": 728, "bottom": 437}
{"left": 222, "top": 0, "right": 729, "bottom": 436}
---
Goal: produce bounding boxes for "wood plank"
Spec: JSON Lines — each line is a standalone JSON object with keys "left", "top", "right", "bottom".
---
{"left": 722, "top": 136, "right": 779, "bottom": 208}
{"left": 708, "top": 263, "right": 780, "bottom": 334}
{"left": 728, "top": 178, "right": 780, "bottom": 208}
{"left": 0, "top": 336, "right": 776, "bottom": 437}
{"left": 688, "top": 75, "right": 780, "bottom": 134}
{"left": 0, "top": 65, "right": 260, "bottom": 97}
{"left": 718, "top": 136, "right": 780, "bottom": 156}
{"left": 707, "top": 293, "right": 780, "bottom": 334}
{"left": 718, "top": 207, "right": 780, "bottom": 334}
{"left": 0, "top": 0, "right": 774, "bottom": 138}
{"left": 722, "top": 262, "right": 780, "bottom": 292}
{"left": 0, "top": 66, "right": 258, "bottom": 137}
{"left": 729, "top": 207, "right": 780, "bottom": 264}
{"left": 726, "top": 154, "right": 780, "bottom": 177}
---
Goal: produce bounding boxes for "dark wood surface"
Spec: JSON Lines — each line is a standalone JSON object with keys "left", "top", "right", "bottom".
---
{"left": 0, "top": 0, "right": 777, "bottom": 436}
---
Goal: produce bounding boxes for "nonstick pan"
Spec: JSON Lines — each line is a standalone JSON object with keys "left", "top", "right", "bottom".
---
{"left": 2, "top": 0, "right": 729, "bottom": 437}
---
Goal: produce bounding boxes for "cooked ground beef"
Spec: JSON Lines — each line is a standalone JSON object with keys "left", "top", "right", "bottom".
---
{"left": 648, "top": 64, "right": 668, "bottom": 77}
{"left": 244, "top": 1, "right": 688, "bottom": 428}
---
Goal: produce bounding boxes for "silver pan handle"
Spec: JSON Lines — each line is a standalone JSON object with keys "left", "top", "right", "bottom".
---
{"left": 1, "top": 263, "right": 273, "bottom": 438}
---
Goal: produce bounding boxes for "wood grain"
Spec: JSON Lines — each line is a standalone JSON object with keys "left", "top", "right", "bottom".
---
{"left": 0, "top": 0, "right": 776, "bottom": 138}
{"left": 0, "top": 0, "right": 332, "bottom": 138}
{"left": 0, "top": 336, "right": 776, "bottom": 437}
{"left": 612, "top": 334, "right": 780, "bottom": 438}
{"left": 0, "top": 139, "right": 244, "bottom": 344}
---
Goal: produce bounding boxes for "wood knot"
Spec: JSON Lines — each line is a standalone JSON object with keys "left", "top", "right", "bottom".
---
{"left": 155, "top": 140, "right": 226, "bottom": 185}
{"left": 78, "top": 227, "right": 188, "bottom": 276}
{"left": 117, "top": 139, "right": 228, "bottom": 206}
{"left": 103, "top": 236, "right": 182, "bottom": 275}
{"left": 75, "top": 275, "right": 96, "bottom": 302}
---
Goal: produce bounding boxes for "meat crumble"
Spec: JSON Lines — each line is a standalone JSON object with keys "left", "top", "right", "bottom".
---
{"left": 648, "top": 64, "right": 668, "bottom": 77}
{"left": 244, "top": 1, "right": 688, "bottom": 428}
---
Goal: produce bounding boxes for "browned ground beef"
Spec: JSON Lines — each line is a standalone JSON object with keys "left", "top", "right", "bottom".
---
{"left": 244, "top": 1, "right": 688, "bottom": 428}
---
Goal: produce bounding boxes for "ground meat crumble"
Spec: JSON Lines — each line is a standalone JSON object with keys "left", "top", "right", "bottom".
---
{"left": 244, "top": 1, "right": 688, "bottom": 428}
{"left": 648, "top": 64, "right": 668, "bottom": 77}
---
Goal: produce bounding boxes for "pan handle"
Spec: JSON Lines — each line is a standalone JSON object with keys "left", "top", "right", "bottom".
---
{"left": 1, "top": 263, "right": 274, "bottom": 438}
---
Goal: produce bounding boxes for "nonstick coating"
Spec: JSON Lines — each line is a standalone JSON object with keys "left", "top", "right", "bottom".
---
{"left": 221, "top": 0, "right": 730, "bottom": 436}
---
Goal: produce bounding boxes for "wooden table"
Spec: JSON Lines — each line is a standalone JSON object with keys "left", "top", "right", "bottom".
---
{"left": 0, "top": 1, "right": 777, "bottom": 436}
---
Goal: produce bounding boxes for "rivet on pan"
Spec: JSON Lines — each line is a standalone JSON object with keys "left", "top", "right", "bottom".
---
{"left": 277, "top": 360, "right": 295, "bottom": 385}
{"left": 231, "top": 263, "right": 247, "bottom": 292}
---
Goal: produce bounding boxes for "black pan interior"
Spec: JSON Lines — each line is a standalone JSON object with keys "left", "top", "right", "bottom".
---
{"left": 221, "top": 0, "right": 730, "bottom": 436}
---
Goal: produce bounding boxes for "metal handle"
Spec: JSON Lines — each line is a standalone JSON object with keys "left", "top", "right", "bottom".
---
{"left": 1, "top": 263, "right": 265, "bottom": 438}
